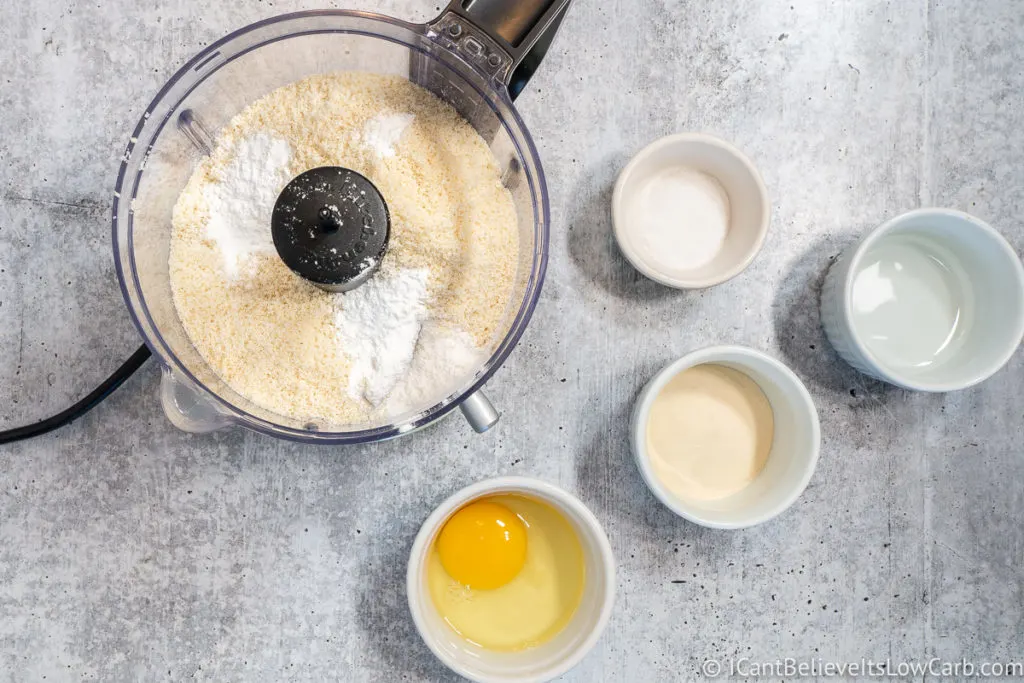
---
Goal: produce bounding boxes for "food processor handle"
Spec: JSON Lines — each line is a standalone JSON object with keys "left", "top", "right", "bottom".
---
{"left": 459, "top": 390, "right": 501, "bottom": 433}
{"left": 429, "top": 0, "right": 573, "bottom": 99}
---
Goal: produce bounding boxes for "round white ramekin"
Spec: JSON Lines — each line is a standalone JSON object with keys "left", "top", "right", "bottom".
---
{"left": 820, "top": 208, "right": 1024, "bottom": 392}
{"left": 632, "top": 346, "right": 821, "bottom": 529}
{"left": 612, "top": 133, "right": 770, "bottom": 289}
{"left": 407, "top": 476, "right": 616, "bottom": 683}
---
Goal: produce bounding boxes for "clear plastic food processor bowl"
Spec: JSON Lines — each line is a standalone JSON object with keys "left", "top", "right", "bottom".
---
{"left": 112, "top": 4, "right": 570, "bottom": 443}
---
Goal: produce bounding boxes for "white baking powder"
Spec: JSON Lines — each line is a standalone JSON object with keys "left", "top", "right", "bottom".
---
{"left": 336, "top": 270, "right": 484, "bottom": 409}
{"left": 335, "top": 267, "right": 431, "bottom": 405}
{"left": 362, "top": 112, "right": 415, "bottom": 158}
{"left": 629, "top": 166, "right": 731, "bottom": 273}
{"left": 202, "top": 132, "right": 293, "bottom": 278}
{"left": 386, "top": 322, "right": 486, "bottom": 415}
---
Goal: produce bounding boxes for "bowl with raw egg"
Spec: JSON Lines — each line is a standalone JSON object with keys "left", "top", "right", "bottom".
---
{"left": 407, "top": 476, "right": 615, "bottom": 683}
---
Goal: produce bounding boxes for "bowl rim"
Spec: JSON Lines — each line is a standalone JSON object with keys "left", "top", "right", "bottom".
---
{"left": 838, "top": 207, "right": 1024, "bottom": 392}
{"left": 406, "top": 476, "right": 616, "bottom": 683}
{"left": 631, "top": 345, "right": 821, "bottom": 529}
{"left": 611, "top": 132, "right": 770, "bottom": 289}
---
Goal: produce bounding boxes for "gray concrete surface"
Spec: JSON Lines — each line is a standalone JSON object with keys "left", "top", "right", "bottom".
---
{"left": 1, "top": 0, "right": 1023, "bottom": 680}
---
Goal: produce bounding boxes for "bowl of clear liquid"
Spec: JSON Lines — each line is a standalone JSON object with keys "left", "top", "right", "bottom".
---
{"left": 820, "top": 208, "right": 1024, "bottom": 392}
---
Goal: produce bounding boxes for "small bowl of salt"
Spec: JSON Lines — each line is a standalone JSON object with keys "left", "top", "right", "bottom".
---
{"left": 612, "top": 133, "right": 769, "bottom": 289}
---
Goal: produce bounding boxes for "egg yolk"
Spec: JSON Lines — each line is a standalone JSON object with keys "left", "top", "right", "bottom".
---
{"left": 437, "top": 501, "right": 528, "bottom": 590}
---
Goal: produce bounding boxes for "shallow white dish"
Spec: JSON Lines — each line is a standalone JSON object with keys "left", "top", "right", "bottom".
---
{"left": 406, "top": 476, "right": 615, "bottom": 683}
{"left": 612, "top": 133, "right": 770, "bottom": 289}
{"left": 820, "top": 208, "right": 1024, "bottom": 392}
{"left": 632, "top": 346, "right": 821, "bottom": 529}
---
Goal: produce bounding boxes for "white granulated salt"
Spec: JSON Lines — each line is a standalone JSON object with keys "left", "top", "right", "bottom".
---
{"left": 362, "top": 112, "right": 415, "bottom": 158}
{"left": 202, "top": 132, "right": 292, "bottom": 278}
{"left": 628, "top": 166, "right": 731, "bottom": 273}
{"left": 386, "top": 323, "right": 486, "bottom": 415}
{"left": 335, "top": 267, "right": 431, "bottom": 405}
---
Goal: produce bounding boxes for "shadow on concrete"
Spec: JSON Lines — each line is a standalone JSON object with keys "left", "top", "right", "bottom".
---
{"left": 572, "top": 364, "right": 739, "bottom": 537}
{"left": 354, "top": 512, "right": 457, "bottom": 683}
{"left": 571, "top": 368, "right": 748, "bottom": 595}
{"left": 771, "top": 234, "right": 898, "bottom": 403}
{"left": 565, "top": 152, "right": 683, "bottom": 307}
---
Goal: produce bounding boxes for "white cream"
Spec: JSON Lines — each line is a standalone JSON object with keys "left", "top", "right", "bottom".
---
{"left": 627, "top": 166, "right": 730, "bottom": 274}
{"left": 646, "top": 364, "right": 773, "bottom": 501}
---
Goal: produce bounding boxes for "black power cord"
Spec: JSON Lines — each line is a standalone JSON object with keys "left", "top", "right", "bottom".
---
{"left": 0, "top": 344, "right": 152, "bottom": 445}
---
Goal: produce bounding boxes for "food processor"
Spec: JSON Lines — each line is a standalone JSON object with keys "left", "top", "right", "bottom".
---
{"left": 111, "top": 1, "right": 571, "bottom": 444}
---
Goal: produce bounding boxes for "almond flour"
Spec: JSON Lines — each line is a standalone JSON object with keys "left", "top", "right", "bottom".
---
{"left": 169, "top": 72, "right": 519, "bottom": 425}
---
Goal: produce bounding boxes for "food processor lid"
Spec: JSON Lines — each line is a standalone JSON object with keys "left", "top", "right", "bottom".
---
{"left": 271, "top": 166, "right": 389, "bottom": 292}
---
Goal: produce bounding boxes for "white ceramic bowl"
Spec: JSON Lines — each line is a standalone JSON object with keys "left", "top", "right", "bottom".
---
{"left": 632, "top": 346, "right": 821, "bottom": 529}
{"left": 407, "top": 476, "right": 616, "bottom": 683}
{"left": 612, "top": 133, "right": 770, "bottom": 289}
{"left": 820, "top": 208, "right": 1024, "bottom": 392}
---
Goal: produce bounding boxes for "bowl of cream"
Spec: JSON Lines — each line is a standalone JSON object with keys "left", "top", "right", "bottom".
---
{"left": 612, "top": 133, "right": 770, "bottom": 289}
{"left": 632, "top": 346, "right": 820, "bottom": 529}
